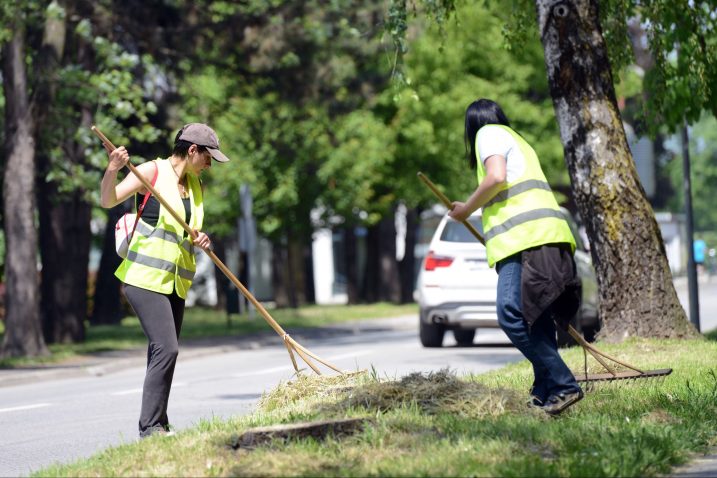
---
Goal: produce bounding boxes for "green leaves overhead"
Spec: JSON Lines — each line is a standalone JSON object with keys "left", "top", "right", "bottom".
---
{"left": 398, "top": 0, "right": 717, "bottom": 135}
{"left": 390, "top": 0, "right": 564, "bottom": 202}
{"left": 45, "top": 28, "right": 161, "bottom": 200}
{"left": 639, "top": 0, "right": 717, "bottom": 129}
{"left": 317, "top": 110, "right": 395, "bottom": 226}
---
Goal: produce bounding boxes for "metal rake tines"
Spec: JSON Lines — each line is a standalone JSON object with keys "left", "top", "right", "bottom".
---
{"left": 565, "top": 324, "right": 674, "bottom": 386}
{"left": 574, "top": 368, "right": 673, "bottom": 384}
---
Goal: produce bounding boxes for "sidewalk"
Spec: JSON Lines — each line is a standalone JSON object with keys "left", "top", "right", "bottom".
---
{"left": 0, "top": 315, "right": 416, "bottom": 388}
{"left": 672, "top": 272, "right": 713, "bottom": 288}
{"left": 669, "top": 450, "right": 717, "bottom": 478}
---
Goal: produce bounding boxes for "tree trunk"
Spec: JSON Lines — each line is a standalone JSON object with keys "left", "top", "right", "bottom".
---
{"left": 39, "top": 92, "right": 93, "bottom": 341}
{"left": 343, "top": 226, "right": 360, "bottom": 304}
{"left": 535, "top": 0, "right": 696, "bottom": 340}
{"left": 39, "top": 180, "right": 90, "bottom": 343}
{"left": 272, "top": 239, "right": 290, "bottom": 308}
{"left": 287, "top": 236, "right": 305, "bottom": 307}
{"left": 364, "top": 210, "right": 402, "bottom": 304}
{"left": 361, "top": 224, "right": 380, "bottom": 302}
{"left": 302, "top": 241, "right": 315, "bottom": 304}
{"left": 0, "top": 26, "right": 49, "bottom": 358}
{"left": 379, "top": 213, "right": 401, "bottom": 303}
{"left": 90, "top": 202, "right": 129, "bottom": 325}
{"left": 212, "top": 236, "right": 229, "bottom": 312}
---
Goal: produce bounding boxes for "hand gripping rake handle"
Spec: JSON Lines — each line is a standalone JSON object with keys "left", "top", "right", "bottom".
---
{"left": 417, "top": 171, "right": 672, "bottom": 383}
{"left": 417, "top": 172, "right": 486, "bottom": 246}
{"left": 93, "top": 126, "right": 345, "bottom": 375}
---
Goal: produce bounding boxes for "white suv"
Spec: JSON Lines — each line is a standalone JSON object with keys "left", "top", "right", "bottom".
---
{"left": 416, "top": 209, "right": 599, "bottom": 347}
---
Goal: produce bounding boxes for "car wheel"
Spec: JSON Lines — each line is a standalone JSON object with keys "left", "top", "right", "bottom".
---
{"left": 419, "top": 318, "right": 445, "bottom": 348}
{"left": 453, "top": 328, "right": 476, "bottom": 346}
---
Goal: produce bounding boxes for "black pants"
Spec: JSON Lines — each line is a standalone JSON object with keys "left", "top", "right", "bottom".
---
{"left": 124, "top": 284, "right": 185, "bottom": 437}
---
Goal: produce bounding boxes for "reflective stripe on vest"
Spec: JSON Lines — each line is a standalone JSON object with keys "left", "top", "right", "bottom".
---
{"left": 484, "top": 179, "right": 553, "bottom": 209}
{"left": 126, "top": 250, "right": 196, "bottom": 281}
{"left": 115, "top": 158, "right": 204, "bottom": 298}
{"left": 476, "top": 125, "right": 575, "bottom": 266}
{"left": 135, "top": 220, "right": 196, "bottom": 255}
{"left": 483, "top": 208, "right": 567, "bottom": 241}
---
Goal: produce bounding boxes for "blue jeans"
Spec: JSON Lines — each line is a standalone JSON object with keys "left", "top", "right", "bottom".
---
{"left": 496, "top": 254, "right": 581, "bottom": 402}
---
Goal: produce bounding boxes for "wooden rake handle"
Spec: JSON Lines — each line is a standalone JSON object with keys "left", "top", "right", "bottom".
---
{"left": 417, "top": 172, "right": 486, "bottom": 246}
{"left": 93, "top": 126, "right": 345, "bottom": 375}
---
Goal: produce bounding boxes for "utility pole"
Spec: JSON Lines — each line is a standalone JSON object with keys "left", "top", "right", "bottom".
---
{"left": 682, "top": 123, "right": 701, "bottom": 331}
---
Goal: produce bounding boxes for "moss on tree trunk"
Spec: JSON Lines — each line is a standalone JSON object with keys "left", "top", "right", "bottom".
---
{"left": 535, "top": 0, "right": 696, "bottom": 340}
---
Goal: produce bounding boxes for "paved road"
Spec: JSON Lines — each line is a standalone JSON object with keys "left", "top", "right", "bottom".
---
{"left": 0, "top": 316, "right": 518, "bottom": 477}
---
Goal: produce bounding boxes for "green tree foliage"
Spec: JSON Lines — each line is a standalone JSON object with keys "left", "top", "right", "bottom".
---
{"left": 178, "top": 0, "right": 562, "bottom": 240}
{"left": 317, "top": 110, "right": 395, "bottom": 226}
{"left": 386, "top": 0, "right": 564, "bottom": 205}
{"left": 49, "top": 33, "right": 161, "bottom": 199}
{"left": 175, "top": 0, "right": 392, "bottom": 240}
{"left": 501, "top": 0, "right": 717, "bottom": 134}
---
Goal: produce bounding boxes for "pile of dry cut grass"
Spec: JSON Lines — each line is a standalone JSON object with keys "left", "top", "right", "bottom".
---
{"left": 333, "top": 369, "right": 530, "bottom": 418}
{"left": 259, "top": 368, "right": 532, "bottom": 420}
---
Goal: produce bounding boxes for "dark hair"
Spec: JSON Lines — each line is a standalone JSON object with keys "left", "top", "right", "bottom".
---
{"left": 464, "top": 99, "right": 511, "bottom": 169}
{"left": 172, "top": 127, "right": 208, "bottom": 158}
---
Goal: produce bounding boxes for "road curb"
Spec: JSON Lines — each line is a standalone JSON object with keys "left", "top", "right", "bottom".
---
{"left": 668, "top": 449, "right": 717, "bottom": 478}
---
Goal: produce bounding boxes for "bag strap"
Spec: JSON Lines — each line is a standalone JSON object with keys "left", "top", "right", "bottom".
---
{"left": 128, "top": 161, "right": 159, "bottom": 243}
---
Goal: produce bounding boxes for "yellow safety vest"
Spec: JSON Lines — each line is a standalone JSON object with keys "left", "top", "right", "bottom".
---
{"left": 115, "top": 158, "right": 204, "bottom": 298}
{"left": 477, "top": 125, "right": 575, "bottom": 267}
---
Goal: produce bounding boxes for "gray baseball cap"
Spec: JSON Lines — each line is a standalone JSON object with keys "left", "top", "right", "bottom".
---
{"left": 177, "top": 123, "right": 230, "bottom": 163}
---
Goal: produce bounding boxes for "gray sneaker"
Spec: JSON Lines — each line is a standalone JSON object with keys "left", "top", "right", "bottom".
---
{"left": 543, "top": 390, "right": 584, "bottom": 415}
{"left": 526, "top": 395, "right": 544, "bottom": 408}
{"left": 140, "top": 425, "right": 175, "bottom": 439}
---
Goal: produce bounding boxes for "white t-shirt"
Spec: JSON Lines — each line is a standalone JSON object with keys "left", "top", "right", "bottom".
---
{"left": 476, "top": 125, "right": 525, "bottom": 183}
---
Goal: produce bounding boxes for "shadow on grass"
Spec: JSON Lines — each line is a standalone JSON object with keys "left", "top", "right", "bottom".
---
{"left": 706, "top": 329, "right": 717, "bottom": 341}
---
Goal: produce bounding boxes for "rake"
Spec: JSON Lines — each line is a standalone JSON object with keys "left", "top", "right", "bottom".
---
{"left": 417, "top": 171, "right": 672, "bottom": 385}
{"left": 92, "top": 125, "right": 346, "bottom": 376}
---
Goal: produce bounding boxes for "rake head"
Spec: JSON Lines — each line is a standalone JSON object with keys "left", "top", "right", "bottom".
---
{"left": 574, "top": 368, "right": 672, "bottom": 384}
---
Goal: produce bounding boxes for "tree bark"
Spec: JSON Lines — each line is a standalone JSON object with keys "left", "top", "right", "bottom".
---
{"left": 272, "top": 239, "right": 290, "bottom": 308}
{"left": 302, "top": 241, "right": 315, "bottom": 304}
{"left": 0, "top": 25, "right": 49, "bottom": 358}
{"left": 39, "top": 180, "right": 90, "bottom": 343}
{"left": 378, "top": 212, "right": 401, "bottom": 303}
{"left": 212, "top": 236, "right": 229, "bottom": 312}
{"left": 287, "top": 236, "right": 306, "bottom": 307}
{"left": 535, "top": 0, "right": 696, "bottom": 339}
{"left": 343, "top": 226, "right": 360, "bottom": 304}
{"left": 361, "top": 213, "right": 402, "bottom": 304}
{"left": 36, "top": 7, "right": 93, "bottom": 343}
{"left": 361, "top": 224, "right": 380, "bottom": 303}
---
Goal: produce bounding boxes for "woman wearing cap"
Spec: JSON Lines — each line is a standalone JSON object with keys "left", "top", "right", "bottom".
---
{"left": 100, "top": 123, "right": 230, "bottom": 438}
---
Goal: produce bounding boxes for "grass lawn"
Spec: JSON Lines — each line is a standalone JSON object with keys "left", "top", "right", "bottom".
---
{"left": 0, "top": 302, "right": 417, "bottom": 368}
{"left": 36, "top": 336, "right": 717, "bottom": 477}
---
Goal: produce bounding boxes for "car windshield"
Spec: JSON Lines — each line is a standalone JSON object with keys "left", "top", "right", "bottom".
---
{"left": 439, "top": 218, "right": 484, "bottom": 243}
